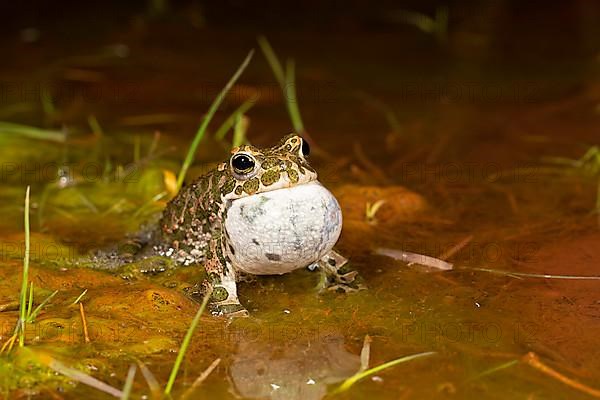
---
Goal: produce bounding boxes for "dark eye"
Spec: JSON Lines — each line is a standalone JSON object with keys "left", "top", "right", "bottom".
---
{"left": 301, "top": 138, "right": 310, "bottom": 157}
{"left": 231, "top": 153, "right": 256, "bottom": 174}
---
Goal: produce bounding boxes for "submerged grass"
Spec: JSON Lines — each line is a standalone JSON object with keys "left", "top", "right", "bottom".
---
{"left": 258, "top": 36, "right": 305, "bottom": 134}
{"left": 176, "top": 50, "right": 254, "bottom": 192}
{"left": 213, "top": 98, "right": 257, "bottom": 142}
{"left": 331, "top": 351, "right": 437, "bottom": 395}
{"left": 0, "top": 121, "right": 65, "bottom": 142}
{"left": 121, "top": 364, "right": 137, "bottom": 400}
{"left": 18, "top": 187, "right": 31, "bottom": 347}
{"left": 164, "top": 289, "right": 212, "bottom": 396}
{"left": 232, "top": 113, "right": 249, "bottom": 148}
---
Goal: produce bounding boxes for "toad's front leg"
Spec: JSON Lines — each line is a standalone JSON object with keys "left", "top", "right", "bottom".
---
{"left": 317, "top": 249, "right": 366, "bottom": 293}
{"left": 203, "top": 236, "right": 248, "bottom": 317}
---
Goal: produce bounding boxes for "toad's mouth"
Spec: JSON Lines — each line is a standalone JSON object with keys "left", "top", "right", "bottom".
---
{"left": 228, "top": 176, "right": 321, "bottom": 203}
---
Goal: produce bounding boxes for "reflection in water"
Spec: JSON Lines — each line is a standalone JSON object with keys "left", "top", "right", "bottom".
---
{"left": 230, "top": 333, "right": 360, "bottom": 400}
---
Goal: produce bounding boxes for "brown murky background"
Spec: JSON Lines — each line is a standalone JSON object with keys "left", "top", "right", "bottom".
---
{"left": 0, "top": 1, "right": 599, "bottom": 399}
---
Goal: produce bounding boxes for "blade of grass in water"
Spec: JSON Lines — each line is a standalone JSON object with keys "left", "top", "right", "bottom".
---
{"left": 232, "top": 114, "right": 249, "bottom": 147}
{"left": 257, "top": 36, "right": 285, "bottom": 86}
{"left": 163, "top": 289, "right": 212, "bottom": 396}
{"left": 135, "top": 358, "right": 161, "bottom": 397}
{"left": 40, "top": 354, "right": 123, "bottom": 398}
{"left": 284, "top": 59, "right": 304, "bottom": 134}
{"left": 214, "top": 98, "right": 257, "bottom": 141}
{"left": 41, "top": 86, "right": 56, "bottom": 119}
{"left": 18, "top": 186, "right": 31, "bottom": 347}
{"left": 0, "top": 122, "right": 65, "bottom": 142}
{"left": 26, "top": 282, "right": 34, "bottom": 321}
{"left": 469, "top": 359, "right": 519, "bottom": 381}
{"left": 461, "top": 267, "right": 600, "bottom": 280}
{"left": 87, "top": 115, "right": 104, "bottom": 138}
{"left": 120, "top": 364, "right": 136, "bottom": 400}
{"left": 332, "top": 351, "right": 436, "bottom": 394}
{"left": 72, "top": 289, "right": 88, "bottom": 305}
{"left": 176, "top": 50, "right": 254, "bottom": 191}
{"left": 26, "top": 290, "right": 58, "bottom": 323}
{"left": 258, "top": 36, "right": 305, "bottom": 134}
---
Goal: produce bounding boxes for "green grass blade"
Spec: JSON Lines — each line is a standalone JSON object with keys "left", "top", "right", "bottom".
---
{"left": 43, "top": 355, "right": 123, "bottom": 398}
{"left": 284, "top": 59, "right": 305, "bottom": 134}
{"left": 176, "top": 50, "right": 254, "bottom": 191}
{"left": 26, "top": 290, "right": 59, "bottom": 323}
{"left": 469, "top": 359, "right": 519, "bottom": 381}
{"left": 258, "top": 36, "right": 305, "bottom": 134}
{"left": 120, "top": 364, "right": 137, "bottom": 400}
{"left": 257, "top": 36, "right": 285, "bottom": 87}
{"left": 41, "top": 86, "right": 56, "bottom": 119}
{"left": 18, "top": 186, "right": 31, "bottom": 347}
{"left": 87, "top": 115, "right": 104, "bottom": 138}
{"left": 26, "top": 282, "right": 34, "bottom": 320}
{"left": 333, "top": 351, "right": 436, "bottom": 394}
{"left": 73, "top": 289, "right": 88, "bottom": 305}
{"left": 163, "top": 289, "right": 212, "bottom": 396}
{"left": 135, "top": 358, "right": 161, "bottom": 396}
{"left": 232, "top": 114, "right": 248, "bottom": 147}
{"left": 0, "top": 122, "right": 65, "bottom": 142}
{"left": 214, "top": 98, "right": 257, "bottom": 141}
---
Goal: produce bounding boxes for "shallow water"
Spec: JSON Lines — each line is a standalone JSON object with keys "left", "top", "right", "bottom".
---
{"left": 1, "top": 3, "right": 600, "bottom": 399}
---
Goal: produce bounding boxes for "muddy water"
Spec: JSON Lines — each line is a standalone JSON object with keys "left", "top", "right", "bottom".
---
{"left": 0, "top": 13, "right": 599, "bottom": 400}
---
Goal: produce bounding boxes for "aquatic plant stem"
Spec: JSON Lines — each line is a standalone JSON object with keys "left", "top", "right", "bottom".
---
{"left": 79, "top": 303, "right": 91, "bottom": 343}
{"left": 163, "top": 289, "right": 212, "bottom": 396}
{"left": 26, "top": 290, "right": 58, "bottom": 323}
{"left": 176, "top": 50, "right": 254, "bottom": 192}
{"left": 180, "top": 358, "right": 222, "bottom": 400}
{"left": 469, "top": 359, "right": 519, "bottom": 381}
{"left": 0, "top": 122, "right": 65, "bottom": 142}
{"left": 462, "top": 267, "right": 600, "bottom": 280}
{"left": 333, "top": 351, "right": 436, "bottom": 394}
{"left": 18, "top": 186, "right": 31, "bottom": 347}
{"left": 213, "top": 98, "right": 257, "bottom": 141}
{"left": 121, "top": 364, "right": 137, "bottom": 400}
{"left": 523, "top": 352, "right": 600, "bottom": 398}
{"left": 284, "top": 59, "right": 305, "bottom": 134}
{"left": 258, "top": 36, "right": 305, "bottom": 134}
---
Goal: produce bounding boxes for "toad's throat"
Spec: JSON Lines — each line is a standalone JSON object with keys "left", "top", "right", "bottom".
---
{"left": 223, "top": 181, "right": 343, "bottom": 275}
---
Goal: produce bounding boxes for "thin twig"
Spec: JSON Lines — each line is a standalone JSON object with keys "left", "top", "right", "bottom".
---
{"left": 438, "top": 235, "right": 473, "bottom": 261}
{"left": 79, "top": 303, "right": 91, "bottom": 343}
{"left": 180, "top": 358, "right": 222, "bottom": 400}
{"left": 163, "top": 289, "right": 212, "bottom": 395}
{"left": 522, "top": 352, "right": 600, "bottom": 398}
{"left": 73, "top": 289, "right": 88, "bottom": 305}
{"left": 461, "top": 267, "right": 600, "bottom": 280}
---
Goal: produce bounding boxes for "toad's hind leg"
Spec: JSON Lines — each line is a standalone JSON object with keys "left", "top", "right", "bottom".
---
{"left": 317, "top": 249, "right": 366, "bottom": 293}
{"left": 203, "top": 238, "right": 248, "bottom": 317}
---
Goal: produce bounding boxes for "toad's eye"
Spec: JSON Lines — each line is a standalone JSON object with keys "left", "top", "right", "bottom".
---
{"left": 301, "top": 138, "right": 310, "bottom": 157}
{"left": 231, "top": 153, "right": 256, "bottom": 175}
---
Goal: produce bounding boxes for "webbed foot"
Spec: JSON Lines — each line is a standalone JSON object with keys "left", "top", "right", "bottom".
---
{"left": 317, "top": 250, "right": 366, "bottom": 293}
{"left": 185, "top": 279, "right": 249, "bottom": 317}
